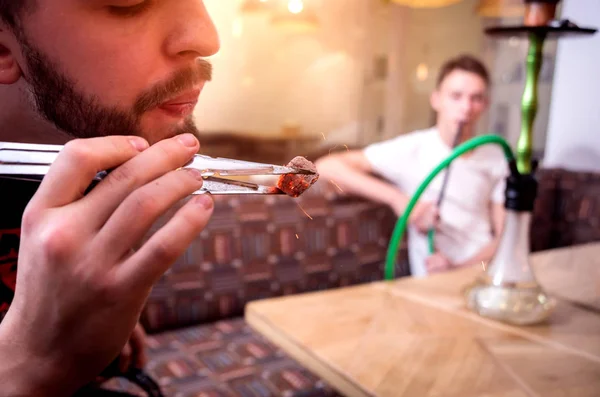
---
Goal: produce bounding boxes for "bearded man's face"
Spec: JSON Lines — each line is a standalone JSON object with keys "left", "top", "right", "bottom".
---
{"left": 0, "top": 0, "right": 220, "bottom": 144}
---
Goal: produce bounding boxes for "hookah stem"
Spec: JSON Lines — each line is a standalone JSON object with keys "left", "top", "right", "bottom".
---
{"left": 427, "top": 122, "right": 464, "bottom": 253}
{"left": 518, "top": 32, "right": 545, "bottom": 174}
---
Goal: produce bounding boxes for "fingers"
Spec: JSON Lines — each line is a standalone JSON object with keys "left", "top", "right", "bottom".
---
{"left": 119, "top": 342, "right": 133, "bottom": 373}
{"left": 80, "top": 134, "right": 200, "bottom": 229}
{"left": 92, "top": 167, "right": 205, "bottom": 261}
{"left": 425, "top": 253, "right": 450, "bottom": 274}
{"left": 30, "top": 136, "right": 148, "bottom": 210}
{"left": 118, "top": 323, "right": 147, "bottom": 372}
{"left": 426, "top": 258, "right": 442, "bottom": 273}
{"left": 119, "top": 195, "right": 214, "bottom": 288}
{"left": 424, "top": 208, "right": 440, "bottom": 231}
{"left": 411, "top": 202, "right": 439, "bottom": 233}
{"left": 431, "top": 207, "right": 440, "bottom": 222}
{"left": 130, "top": 324, "right": 147, "bottom": 369}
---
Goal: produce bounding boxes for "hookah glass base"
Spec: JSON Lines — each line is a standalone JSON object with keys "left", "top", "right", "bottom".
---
{"left": 465, "top": 277, "right": 555, "bottom": 325}
{"left": 464, "top": 211, "right": 556, "bottom": 325}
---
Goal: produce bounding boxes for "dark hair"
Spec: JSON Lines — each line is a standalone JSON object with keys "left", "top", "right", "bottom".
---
{"left": 0, "top": 0, "right": 33, "bottom": 28}
{"left": 436, "top": 54, "right": 490, "bottom": 88}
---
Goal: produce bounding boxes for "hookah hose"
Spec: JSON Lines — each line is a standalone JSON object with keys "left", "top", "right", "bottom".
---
{"left": 384, "top": 134, "right": 515, "bottom": 281}
{"left": 427, "top": 123, "right": 464, "bottom": 254}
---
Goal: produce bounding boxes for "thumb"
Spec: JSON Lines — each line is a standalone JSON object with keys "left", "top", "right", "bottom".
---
{"left": 119, "top": 342, "right": 133, "bottom": 373}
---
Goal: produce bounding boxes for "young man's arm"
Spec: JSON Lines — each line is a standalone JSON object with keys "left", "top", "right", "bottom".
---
{"left": 315, "top": 150, "right": 437, "bottom": 229}
{"left": 316, "top": 150, "right": 408, "bottom": 212}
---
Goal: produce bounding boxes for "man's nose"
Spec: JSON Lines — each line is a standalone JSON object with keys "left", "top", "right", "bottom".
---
{"left": 461, "top": 99, "right": 474, "bottom": 115}
{"left": 164, "top": 1, "right": 221, "bottom": 60}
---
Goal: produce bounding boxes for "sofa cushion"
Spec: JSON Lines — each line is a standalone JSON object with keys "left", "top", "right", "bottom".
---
{"left": 140, "top": 181, "right": 409, "bottom": 333}
{"left": 530, "top": 168, "right": 562, "bottom": 252}
{"left": 529, "top": 168, "right": 600, "bottom": 251}
{"left": 102, "top": 318, "right": 342, "bottom": 397}
{"left": 552, "top": 168, "right": 600, "bottom": 247}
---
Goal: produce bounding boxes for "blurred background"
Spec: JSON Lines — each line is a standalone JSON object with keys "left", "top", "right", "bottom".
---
{"left": 192, "top": 0, "right": 598, "bottom": 172}
{"left": 115, "top": 5, "right": 600, "bottom": 392}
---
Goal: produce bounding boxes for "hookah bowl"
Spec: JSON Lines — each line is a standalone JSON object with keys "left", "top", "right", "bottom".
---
{"left": 465, "top": 0, "right": 597, "bottom": 325}
{"left": 465, "top": 164, "right": 557, "bottom": 325}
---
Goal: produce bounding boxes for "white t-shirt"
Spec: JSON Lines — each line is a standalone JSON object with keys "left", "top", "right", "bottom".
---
{"left": 364, "top": 127, "right": 508, "bottom": 277}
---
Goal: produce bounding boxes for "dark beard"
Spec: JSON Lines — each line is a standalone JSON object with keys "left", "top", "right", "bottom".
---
{"left": 18, "top": 34, "right": 209, "bottom": 140}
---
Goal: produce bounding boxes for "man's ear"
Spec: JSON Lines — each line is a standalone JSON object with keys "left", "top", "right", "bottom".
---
{"left": 430, "top": 89, "right": 440, "bottom": 113}
{"left": 0, "top": 26, "right": 23, "bottom": 84}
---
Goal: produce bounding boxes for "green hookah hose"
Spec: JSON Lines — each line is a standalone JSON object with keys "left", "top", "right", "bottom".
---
{"left": 427, "top": 123, "right": 464, "bottom": 254}
{"left": 384, "top": 134, "right": 515, "bottom": 281}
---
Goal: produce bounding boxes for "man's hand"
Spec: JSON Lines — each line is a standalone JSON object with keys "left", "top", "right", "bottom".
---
{"left": 406, "top": 201, "right": 439, "bottom": 234}
{"left": 94, "top": 322, "right": 147, "bottom": 384}
{"left": 425, "top": 252, "right": 453, "bottom": 274}
{"left": 118, "top": 322, "right": 147, "bottom": 373}
{"left": 0, "top": 134, "right": 214, "bottom": 397}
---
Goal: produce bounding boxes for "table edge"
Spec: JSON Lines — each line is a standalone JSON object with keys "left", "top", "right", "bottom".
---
{"left": 246, "top": 306, "right": 374, "bottom": 397}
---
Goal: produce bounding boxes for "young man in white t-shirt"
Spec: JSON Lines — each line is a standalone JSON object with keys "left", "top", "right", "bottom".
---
{"left": 316, "top": 54, "right": 507, "bottom": 277}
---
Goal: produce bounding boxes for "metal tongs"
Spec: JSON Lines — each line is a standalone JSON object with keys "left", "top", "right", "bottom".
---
{"left": 0, "top": 141, "right": 316, "bottom": 195}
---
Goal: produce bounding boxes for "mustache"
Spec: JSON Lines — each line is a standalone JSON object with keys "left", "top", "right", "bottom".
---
{"left": 133, "top": 58, "right": 212, "bottom": 115}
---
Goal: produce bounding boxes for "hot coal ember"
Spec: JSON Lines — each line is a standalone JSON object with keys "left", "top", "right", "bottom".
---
{"left": 277, "top": 156, "right": 320, "bottom": 198}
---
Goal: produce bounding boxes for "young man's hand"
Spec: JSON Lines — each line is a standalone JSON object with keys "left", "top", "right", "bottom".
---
{"left": 407, "top": 201, "right": 439, "bottom": 234}
{"left": 388, "top": 195, "right": 438, "bottom": 233}
{"left": 0, "top": 134, "right": 214, "bottom": 397}
{"left": 425, "top": 252, "right": 453, "bottom": 274}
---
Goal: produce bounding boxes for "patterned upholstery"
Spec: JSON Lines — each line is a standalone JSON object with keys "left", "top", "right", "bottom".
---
{"left": 530, "top": 168, "right": 561, "bottom": 252}
{"left": 103, "top": 319, "right": 342, "bottom": 397}
{"left": 552, "top": 168, "right": 600, "bottom": 247}
{"left": 530, "top": 168, "right": 600, "bottom": 251}
{"left": 140, "top": 180, "right": 408, "bottom": 334}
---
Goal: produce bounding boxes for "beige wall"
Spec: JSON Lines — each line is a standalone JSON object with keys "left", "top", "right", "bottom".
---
{"left": 196, "top": 0, "right": 375, "bottom": 145}
{"left": 195, "top": 0, "right": 488, "bottom": 146}
{"left": 400, "top": 0, "right": 485, "bottom": 136}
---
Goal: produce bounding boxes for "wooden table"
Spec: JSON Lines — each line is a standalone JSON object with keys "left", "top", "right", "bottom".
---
{"left": 245, "top": 243, "right": 600, "bottom": 397}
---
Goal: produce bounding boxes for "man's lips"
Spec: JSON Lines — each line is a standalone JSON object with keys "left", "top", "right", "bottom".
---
{"left": 158, "top": 88, "right": 202, "bottom": 117}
